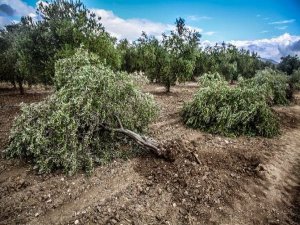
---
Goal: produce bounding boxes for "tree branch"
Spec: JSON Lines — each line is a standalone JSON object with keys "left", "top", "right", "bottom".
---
{"left": 115, "top": 114, "right": 124, "bottom": 129}
{"left": 99, "top": 122, "right": 172, "bottom": 160}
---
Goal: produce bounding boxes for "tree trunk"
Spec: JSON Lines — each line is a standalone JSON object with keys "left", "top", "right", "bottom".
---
{"left": 166, "top": 83, "right": 171, "bottom": 93}
{"left": 11, "top": 80, "right": 17, "bottom": 89}
{"left": 18, "top": 80, "right": 24, "bottom": 95}
{"left": 99, "top": 117, "right": 173, "bottom": 160}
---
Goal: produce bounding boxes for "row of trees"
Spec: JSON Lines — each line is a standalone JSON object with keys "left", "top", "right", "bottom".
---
{"left": 0, "top": 0, "right": 120, "bottom": 94}
{"left": 1, "top": 0, "right": 299, "bottom": 94}
{"left": 117, "top": 20, "right": 266, "bottom": 91}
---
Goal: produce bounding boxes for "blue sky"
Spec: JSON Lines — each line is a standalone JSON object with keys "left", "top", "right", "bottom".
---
{"left": 78, "top": 0, "right": 300, "bottom": 41}
{"left": 0, "top": 0, "right": 300, "bottom": 61}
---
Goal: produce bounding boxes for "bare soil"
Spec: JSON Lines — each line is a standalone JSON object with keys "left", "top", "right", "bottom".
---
{"left": 0, "top": 83, "right": 299, "bottom": 225}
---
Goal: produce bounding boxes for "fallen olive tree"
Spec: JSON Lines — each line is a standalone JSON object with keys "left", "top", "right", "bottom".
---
{"left": 239, "top": 68, "right": 291, "bottom": 106}
{"left": 182, "top": 72, "right": 279, "bottom": 137}
{"left": 5, "top": 49, "right": 168, "bottom": 175}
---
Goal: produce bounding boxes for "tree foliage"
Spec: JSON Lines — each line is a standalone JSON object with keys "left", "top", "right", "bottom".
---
{"left": 1, "top": 0, "right": 272, "bottom": 94}
{"left": 123, "top": 18, "right": 201, "bottom": 92}
{"left": 290, "top": 68, "right": 300, "bottom": 90}
{"left": 194, "top": 43, "right": 264, "bottom": 81}
{"left": 0, "top": 19, "right": 35, "bottom": 94}
{"left": 240, "top": 68, "right": 291, "bottom": 105}
{"left": 277, "top": 55, "right": 300, "bottom": 75}
{"left": 5, "top": 49, "right": 158, "bottom": 174}
{"left": 182, "top": 73, "right": 279, "bottom": 137}
{"left": 118, "top": 30, "right": 266, "bottom": 91}
{"left": 0, "top": 0, "right": 120, "bottom": 93}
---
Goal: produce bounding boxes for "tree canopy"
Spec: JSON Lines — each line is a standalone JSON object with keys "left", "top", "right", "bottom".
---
{"left": 5, "top": 49, "right": 158, "bottom": 174}
{"left": 0, "top": 0, "right": 120, "bottom": 93}
{"left": 277, "top": 55, "right": 300, "bottom": 75}
{"left": 0, "top": 0, "right": 290, "bottom": 94}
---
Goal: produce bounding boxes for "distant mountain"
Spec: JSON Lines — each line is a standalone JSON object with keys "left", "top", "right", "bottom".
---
{"left": 260, "top": 58, "right": 279, "bottom": 65}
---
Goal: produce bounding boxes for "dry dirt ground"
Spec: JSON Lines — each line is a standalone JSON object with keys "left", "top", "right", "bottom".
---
{"left": 0, "top": 83, "right": 299, "bottom": 225}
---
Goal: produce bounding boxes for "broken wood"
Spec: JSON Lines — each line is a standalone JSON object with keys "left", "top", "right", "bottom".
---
{"left": 99, "top": 116, "right": 172, "bottom": 160}
{"left": 192, "top": 152, "right": 201, "bottom": 164}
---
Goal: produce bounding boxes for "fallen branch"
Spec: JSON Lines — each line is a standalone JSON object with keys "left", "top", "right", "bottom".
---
{"left": 99, "top": 116, "right": 172, "bottom": 160}
{"left": 192, "top": 152, "right": 201, "bottom": 165}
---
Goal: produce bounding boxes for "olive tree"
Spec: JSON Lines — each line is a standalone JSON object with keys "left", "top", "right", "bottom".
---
{"left": 133, "top": 18, "right": 201, "bottom": 92}
{"left": 0, "top": 18, "right": 35, "bottom": 94}
{"left": 6, "top": 49, "right": 161, "bottom": 175}
{"left": 0, "top": 0, "right": 121, "bottom": 92}
{"left": 278, "top": 55, "right": 300, "bottom": 75}
{"left": 182, "top": 73, "right": 279, "bottom": 137}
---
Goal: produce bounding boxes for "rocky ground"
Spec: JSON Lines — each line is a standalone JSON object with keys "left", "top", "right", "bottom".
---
{"left": 0, "top": 83, "right": 299, "bottom": 225}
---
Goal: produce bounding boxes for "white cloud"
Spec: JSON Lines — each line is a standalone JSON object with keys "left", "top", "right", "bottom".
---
{"left": 260, "top": 30, "right": 269, "bottom": 33}
{"left": 0, "top": 15, "right": 10, "bottom": 27}
{"left": 200, "top": 33, "right": 300, "bottom": 62}
{"left": 229, "top": 33, "right": 300, "bottom": 62}
{"left": 92, "top": 9, "right": 204, "bottom": 41}
{"left": 201, "top": 40, "right": 212, "bottom": 48}
{"left": 92, "top": 8, "right": 174, "bottom": 40}
{"left": 187, "top": 15, "right": 212, "bottom": 21}
{"left": 204, "top": 31, "right": 216, "bottom": 36}
{"left": 275, "top": 26, "right": 288, "bottom": 30}
{"left": 0, "top": 0, "right": 35, "bottom": 27}
{"left": 0, "top": 0, "right": 34, "bottom": 16}
{"left": 269, "top": 19, "right": 295, "bottom": 25}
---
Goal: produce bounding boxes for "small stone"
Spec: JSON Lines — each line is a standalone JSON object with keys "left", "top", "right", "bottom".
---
{"left": 19, "top": 179, "right": 25, "bottom": 185}
{"left": 74, "top": 219, "right": 79, "bottom": 225}
{"left": 214, "top": 198, "right": 220, "bottom": 204}
{"left": 137, "top": 185, "right": 143, "bottom": 193}
{"left": 158, "top": 188, "right": 162, "bottom": 195}
{"left": 179, "top": 208, "right": 187, "bottom": 215}
{"left": 35, "top": 212, "right": 39, "bottom": 217}
{"left": 111, "top": 219, "right": 117, "bottom": 224}
{"left": 255, "top": 164, "right": 265, "bottom": 172}
{"left": 184, "top": 191, "right": 188, "bottom": 196}
{"left": 61, "top": 177, "right": 65, "bottom": 182}
{"left": 146, "top": 180, "right": 153, "bottom": 186}
{"left": 172, "top": 203, "right": 177, "bottom": 207}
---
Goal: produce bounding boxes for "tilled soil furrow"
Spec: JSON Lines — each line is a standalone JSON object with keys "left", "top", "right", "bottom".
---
{"left": 222, "top": 106, "right": 300, "bottom": 225}
{"left": 0, "top": 173, "right": 91, "bottom": 224}
{"left": 1, "top": 86, "right": 300, "bottom": 225}
{"left": 28, "top": 161, "right": 141, "bottom": 225}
